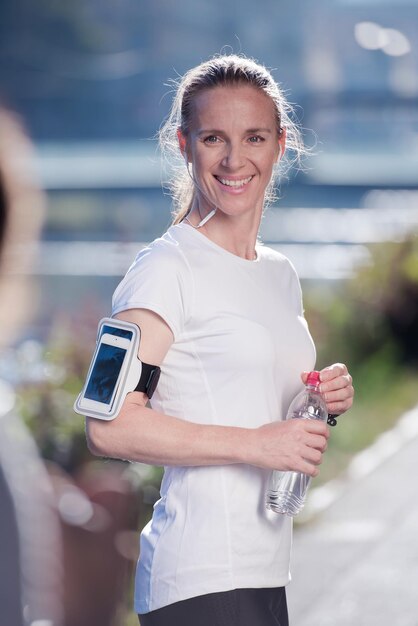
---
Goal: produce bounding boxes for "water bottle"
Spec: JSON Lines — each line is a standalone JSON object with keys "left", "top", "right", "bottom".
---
{"left": 266, "top": 370, "right": 328, "bottom": 517}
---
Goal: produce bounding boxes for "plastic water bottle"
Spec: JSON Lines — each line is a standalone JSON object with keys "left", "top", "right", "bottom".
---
{"left": 266, "top": 370, "right": 328, "bottom": 516}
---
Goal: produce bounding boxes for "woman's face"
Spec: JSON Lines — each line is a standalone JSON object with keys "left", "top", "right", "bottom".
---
{"left": 182, "top": 84, "right": 285, "bottom": 219}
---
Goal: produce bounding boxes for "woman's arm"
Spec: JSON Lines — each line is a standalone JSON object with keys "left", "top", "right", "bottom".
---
{"left": 86, "top": 309, "right": 329, "bottom": 477}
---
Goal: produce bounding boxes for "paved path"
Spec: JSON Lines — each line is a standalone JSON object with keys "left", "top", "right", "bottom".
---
{"left": 287, "top": 405, "right": 418, "bottom": 626}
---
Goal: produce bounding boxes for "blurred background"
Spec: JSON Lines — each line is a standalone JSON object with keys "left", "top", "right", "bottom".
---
{"left": 0, "top": 0, "right": 417, "bottom": 624}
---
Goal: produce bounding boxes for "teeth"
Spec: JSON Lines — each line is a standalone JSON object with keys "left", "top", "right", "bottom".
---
{"left": 217, "top": 176, "right": 253, "bottom": 187}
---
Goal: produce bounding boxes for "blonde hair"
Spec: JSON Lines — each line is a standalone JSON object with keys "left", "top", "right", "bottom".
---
{"left": 158, "top": 54, "right": 308, "bottom": 225}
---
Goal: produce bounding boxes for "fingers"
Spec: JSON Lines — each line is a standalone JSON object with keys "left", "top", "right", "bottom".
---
{"left": 293, "top": 421, "right": 329, "bottom": 472}
{"left": 321, "top": 382, "right": 353, "bottom": 404}
{"left": 300, "top": 445, "right": 323, "bottom": 466}
{"left": 319, "top": 363, "right": 354, "bottom": 415}
{"left": 305, "top": 418, "right": 330, "bottom": 439}
{"left": 290, "top": 445, "right": 324, "bottom": 477}
{"left": 296, "top": 459, "right": 321, "bottom": 478}
{"left": 319, "top": 362, "right": 348, "bottom": 381}
{"left": 301, "top": 371, "right": 309, "bottom": 385}
{"left": 299, "top": 432, "right": 328, "bottom": 467}
{"left": 254, "top": 418, "right": 330, "bottom": 476}
{"left": 281, "top": 417, "right": 329, "bottom": 477}
{"left": 307, "top": 432, "right": 328, "bottom": 453}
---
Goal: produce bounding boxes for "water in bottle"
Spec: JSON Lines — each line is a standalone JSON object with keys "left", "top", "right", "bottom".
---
{"left": 266, "top": 370, "right": 328, "bottom": 516}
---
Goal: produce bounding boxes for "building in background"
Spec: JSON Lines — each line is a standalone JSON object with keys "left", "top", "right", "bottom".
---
{"left": 0, "top": 0, "right": 417, "bottom": 330}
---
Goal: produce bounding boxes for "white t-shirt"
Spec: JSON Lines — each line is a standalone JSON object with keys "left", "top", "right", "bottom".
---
{"left": 112, "top": 222, "right": 316, "bottom": 614}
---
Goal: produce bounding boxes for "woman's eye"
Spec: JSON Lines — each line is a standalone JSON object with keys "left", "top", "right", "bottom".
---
{"left": 203, "top": 135, "right": 219, "bottom": 144}
{"left": 248, "top": 135, "right": 264, "bottom": 143}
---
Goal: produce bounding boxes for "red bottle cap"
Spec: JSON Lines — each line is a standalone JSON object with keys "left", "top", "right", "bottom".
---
{"left": 307, "top": 371, "right": 320, "bottom": 386}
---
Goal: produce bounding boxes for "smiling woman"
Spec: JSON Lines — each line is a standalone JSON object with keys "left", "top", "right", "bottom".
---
{"left": 177, "top": 85, "right": 282, "bottom": 237}
{"left": 160, "top": 55, "right": 307, "bottom": 227}
{"left": 85, "top": 53, "right": 354, "bottom": 626}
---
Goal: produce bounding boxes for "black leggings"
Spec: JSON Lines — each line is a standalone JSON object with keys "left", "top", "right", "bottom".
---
{"left": 138, "top": 587, "right": 289, "bottom": 626}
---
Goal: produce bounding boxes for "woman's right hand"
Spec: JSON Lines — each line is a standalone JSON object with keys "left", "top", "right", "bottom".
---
{"left": 250, "top": 419, "right": 329, "bottom": 477}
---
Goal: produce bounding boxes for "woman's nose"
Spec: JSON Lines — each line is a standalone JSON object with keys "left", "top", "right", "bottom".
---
{"left": 221, "top": 142, "right": 245, "bottom": 169}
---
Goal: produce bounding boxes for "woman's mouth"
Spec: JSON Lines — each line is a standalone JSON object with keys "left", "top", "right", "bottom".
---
{"left": 214, "top": 175, "right": 254, "bottom": 188}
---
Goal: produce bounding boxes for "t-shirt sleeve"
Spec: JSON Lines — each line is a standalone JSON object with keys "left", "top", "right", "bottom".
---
{"left": 111, "top": 242, "right": 192, "bottom": 340}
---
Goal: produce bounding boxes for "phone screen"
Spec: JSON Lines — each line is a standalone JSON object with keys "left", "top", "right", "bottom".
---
{"left": 85, "top": 343, "right": 127, "bottom": 404}
{"left": 100, "top": 325, "right": 133, "bottom": 341}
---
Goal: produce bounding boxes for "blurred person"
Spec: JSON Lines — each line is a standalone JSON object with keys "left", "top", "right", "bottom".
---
{"left": 0, "top": 108, "right": 140, "bottom": 626}
{"left": 86, "top": 54, "right": 354, "bottom": 626}
{"left": 0, "top": 107, "right": 62, "bottom": 626}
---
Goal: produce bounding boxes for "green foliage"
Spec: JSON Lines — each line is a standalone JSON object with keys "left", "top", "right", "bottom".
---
{"left": 303, "top": 236, "right": 418, "bottom": 485}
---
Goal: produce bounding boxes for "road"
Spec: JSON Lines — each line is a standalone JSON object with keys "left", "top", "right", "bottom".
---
{"left": 287, "top": 404, "right": 418, "bottom": 626}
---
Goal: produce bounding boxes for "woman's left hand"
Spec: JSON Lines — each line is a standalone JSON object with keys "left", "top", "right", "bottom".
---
{"left": 302, "top": 363, "right": 354, "bottom": 416}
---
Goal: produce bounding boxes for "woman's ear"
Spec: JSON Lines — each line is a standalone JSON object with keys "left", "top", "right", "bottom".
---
{"left": 277, "top": 126, "right": 286, "bottom": 161}
{"left": 177, "top": 128, "right": 188, "bottom": 162}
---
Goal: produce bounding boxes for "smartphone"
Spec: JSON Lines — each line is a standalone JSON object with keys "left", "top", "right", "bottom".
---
{"left": 77, "top": 332, "right": 133, "bottom": 417}
{"left": 74, "top": 317, "right": 142, "bottom": 420}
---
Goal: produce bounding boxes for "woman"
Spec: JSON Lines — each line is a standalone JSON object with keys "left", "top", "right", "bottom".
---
{"left": 86, "top": 54, "right": 354, "bottom": 626}
{"left": 0, "top": 107, "right": 63, "bottom": 626}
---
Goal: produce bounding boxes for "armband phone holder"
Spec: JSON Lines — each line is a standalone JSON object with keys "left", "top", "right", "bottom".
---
{"left": 74, "top": 317, "right": 160, "bottom": 421}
